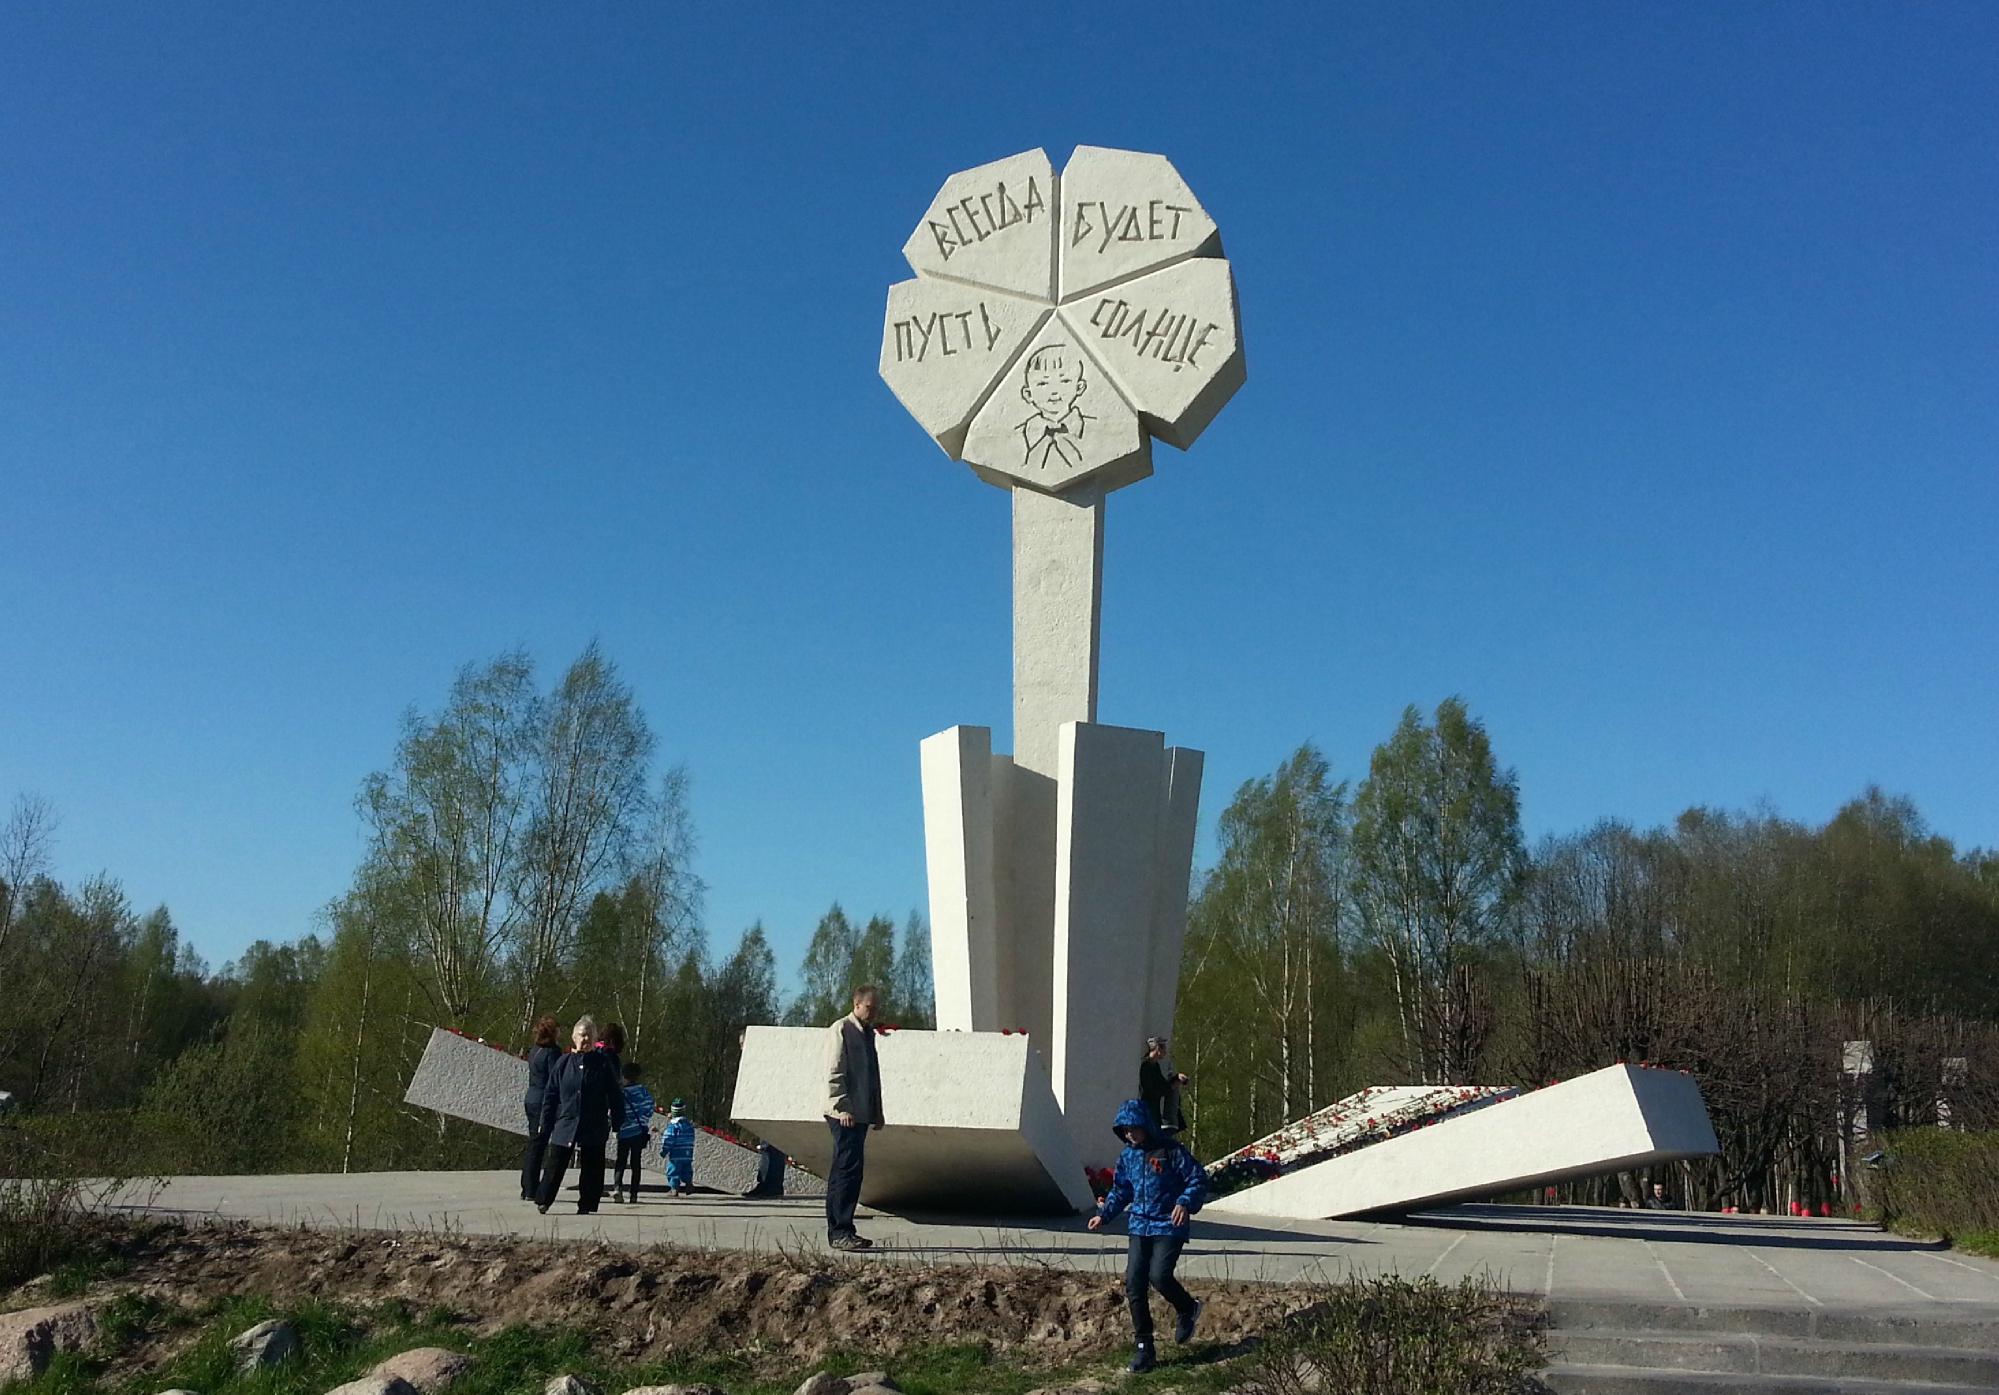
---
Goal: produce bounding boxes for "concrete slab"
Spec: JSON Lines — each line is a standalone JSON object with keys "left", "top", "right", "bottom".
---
{"left": 1208, "top": 1064, "right": 1719, "bottom": 1221}
{"left": 729, "top": 1025, "right": 1094, "bottom": 1215}
{"left": 920, "top": 724, "right": 1000, "bottom": 1032}
{"left": 1051, "top": 721, "right": 1166, "bottom": 1172}
{"left": 105, "top": 1177, "right": 1999, "bottom": 1323}
{"left": 402, "top": 1027, "right": 821, "bottom": 1196}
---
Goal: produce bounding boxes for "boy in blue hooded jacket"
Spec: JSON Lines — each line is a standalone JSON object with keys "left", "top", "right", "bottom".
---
{"left": 1086, "top": 1099, "right": 1206, "bottom": 1372}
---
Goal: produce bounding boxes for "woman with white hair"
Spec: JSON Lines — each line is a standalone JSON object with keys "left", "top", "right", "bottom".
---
{"left": 533, "top": 1015, "right": 625, "bottom": 1214}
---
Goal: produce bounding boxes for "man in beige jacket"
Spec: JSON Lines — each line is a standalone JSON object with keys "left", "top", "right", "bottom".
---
{"left": 823, "top": 984, "right": 886, "bottom": 1250}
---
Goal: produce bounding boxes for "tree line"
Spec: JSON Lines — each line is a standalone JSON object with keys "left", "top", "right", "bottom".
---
{"left": 4, "top": 647, "right": 1995, "bottom": 1207}
{"left": 1176, "top": 699, "right": 1999, "bottom": 1212}
{"left": 0, "top": 645, "right": 931, "bottom": 1175}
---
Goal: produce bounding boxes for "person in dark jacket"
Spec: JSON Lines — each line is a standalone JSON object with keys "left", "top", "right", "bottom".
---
{"left": 1087, "top": 1099, "right": 1206, "bottom": 1373}
{"left": 822, "top": 984, "right": 886, "bottom": 1251}
{"left": 1138, "top": 1036, "right": 1188, "bottom": 1134}
{"left": 534, "top": 1015, "right": 626, "bottom": 1214}
{"left": 520, "top": 1014, "right": 562, "bottom": 1201}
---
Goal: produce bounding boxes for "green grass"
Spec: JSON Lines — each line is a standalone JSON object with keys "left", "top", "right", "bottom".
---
{"left": 0, "top": 1275, "right": 1542, "bottom": 1395}
{"left": 0, "top": 1296, "right": 1237, "bottom": 1395}
{"left": 1950, "top": 1230, "right": 1999, "bottom": 1260}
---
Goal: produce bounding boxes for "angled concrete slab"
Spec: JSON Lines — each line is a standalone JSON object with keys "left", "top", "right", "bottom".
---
{"left": 1208, "top": 1064, "right": 1719, "bottom": 1221}
{"left": 403, "top": 1026, "right": 822, "bottom": 1196}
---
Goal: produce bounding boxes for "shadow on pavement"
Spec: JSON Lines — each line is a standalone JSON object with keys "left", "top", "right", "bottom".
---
{"left": 1395, "top": 1204, "right": 1946, "bottom": 1252}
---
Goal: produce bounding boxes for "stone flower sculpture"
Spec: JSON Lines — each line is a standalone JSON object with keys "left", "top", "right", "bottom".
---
{"left": 880, "top": 146, "right": 1245, "bottom": 499}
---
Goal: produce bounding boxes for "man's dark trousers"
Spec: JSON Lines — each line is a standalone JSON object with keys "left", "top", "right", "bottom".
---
{"left": 536, "top": 1144, "right": 608, "bottom": 1213}
{"left": 521, "top": 1109, "right": 552, "bottom": 1199}
{"left": 824, "top": 1118, "right": 868, "bottom": 1239}
{"left": 1125, "top": 1235, "right": 1196, "bottom": 1341}
{"left": 614, "top": 1135, "right": 646, "bottom": 1199}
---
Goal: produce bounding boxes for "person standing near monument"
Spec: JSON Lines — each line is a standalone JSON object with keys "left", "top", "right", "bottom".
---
{"left": 520, "top": 1014, "right": 561, "bottom": 1201}
{"left": 822, "top": 984, "right": 886, "bottom": 1251}
{"left": 534, "top": 1016, "right": 625, "bottom": 1215}
{"left": 614, "top": 1062, "right": 656, "bottom": 1204}
{"left": 1087, "top": 1098, "right": 1206, "bottom": 1372}
{"left": 1139, "top": 1036, "right": 1188, "bottom": 1135}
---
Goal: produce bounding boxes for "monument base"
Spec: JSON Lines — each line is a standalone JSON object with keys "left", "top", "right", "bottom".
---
{"left": 403, "top": 1026, "right": 823, "bottom": 1196}
{"left": 1206, "top": 1064, "right": 1719, "bottom": 1221}
{"left": 730, "top": 1025, "right": 1095, "bottom": 1215}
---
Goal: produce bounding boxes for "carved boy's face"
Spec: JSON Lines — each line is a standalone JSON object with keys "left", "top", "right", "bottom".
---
{"left": 1023, "top": 360, "right": 1086, "bottom": 422}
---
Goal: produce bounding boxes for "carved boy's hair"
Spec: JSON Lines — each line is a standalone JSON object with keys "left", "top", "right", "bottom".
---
{"left": 1024, "top": 345, "right": 1084, "bottom": 380}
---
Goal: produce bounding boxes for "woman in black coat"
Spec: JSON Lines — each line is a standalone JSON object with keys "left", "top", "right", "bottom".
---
{"left": 534, "top": 1015, "right": 626, "bottom": 1214}
{"left": 520, "top": 1014, "right": 562, "bottom": 1201}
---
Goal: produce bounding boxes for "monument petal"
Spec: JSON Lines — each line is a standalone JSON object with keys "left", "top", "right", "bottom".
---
{"left": 901, "top": 148, "right": 1058, "bottom": 302}
{"left": 959, "top": 318, "right": 1151, "bottom": 496}
{"left": 1056, "top": 145, "right": 1221, "bottom": 304}
{"left": 879, "top": 278, "right": 1048, "bottom": 459}
{"left": 1057, "top": 257, "right": 1244, "bottom": 450}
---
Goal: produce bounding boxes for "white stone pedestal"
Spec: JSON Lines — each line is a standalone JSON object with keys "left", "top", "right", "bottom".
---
{"left": 921, "top": 719, "right": 1200, "bottom": 1173}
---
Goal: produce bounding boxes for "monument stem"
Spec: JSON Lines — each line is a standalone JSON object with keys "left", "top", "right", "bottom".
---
{"left": 1011, "top": 484, "right": 1103, "bottom": 778}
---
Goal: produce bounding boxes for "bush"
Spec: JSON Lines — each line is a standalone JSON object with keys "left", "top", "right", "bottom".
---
{"left": 1876, "top": 1128, "right": 1999, "bottom": 1252}
{"left": 0, "top": 1110, "right": 159, "bottom": 1288}
{"left": 1232, "top": 1274, "right": 1543, "bottom": 1395}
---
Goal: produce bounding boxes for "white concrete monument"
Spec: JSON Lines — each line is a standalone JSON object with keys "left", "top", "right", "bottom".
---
{"left": 736, "top": 147, "right": 1242, "bottom": 1203}
{"left": 889, "top": 147, "right": 1242, "bottom": 1173}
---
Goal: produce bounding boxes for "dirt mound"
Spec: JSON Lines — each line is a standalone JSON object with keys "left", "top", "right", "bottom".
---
{"left": 77, "top": 1219, "right": 1315, "bottom": 1366}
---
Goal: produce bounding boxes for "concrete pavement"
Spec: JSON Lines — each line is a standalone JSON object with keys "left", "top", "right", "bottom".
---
{"left": 103, "top": 1170, "right": 1999, "bottom": 1320}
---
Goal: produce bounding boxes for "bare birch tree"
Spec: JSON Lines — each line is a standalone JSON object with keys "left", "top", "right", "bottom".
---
{"left": 358, "top": 651, "right": 534, "bottom": 1025}
{"left": 508, "top": 643, "right": 654, "bottom": 1034}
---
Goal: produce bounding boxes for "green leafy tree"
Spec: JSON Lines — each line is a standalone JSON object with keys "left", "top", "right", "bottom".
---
{"left": 1179, "top": 744, "right": 1352, "bottom": 1150}
{"left": 891, "top": 910, "right": 935, "bottom": 1029}
{"left": 1351, "top": 699, "right": 1526, "bottom": 1083}
{"left": 358, "top": 651, "right": 535, "bottom": 1026}
{"left": 786, "top": 903, "right": 861, "bottom": 1026}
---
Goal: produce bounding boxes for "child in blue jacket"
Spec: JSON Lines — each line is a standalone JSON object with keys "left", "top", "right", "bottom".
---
{"left": 615, "top": 1063, "right": 656, "bottom": 1204}
{"left": 659, "top": 1098, "right": 697, "bottom": 1196}
{"left": 1086, "top": 1098, "right": 1206, "bottom": 1372}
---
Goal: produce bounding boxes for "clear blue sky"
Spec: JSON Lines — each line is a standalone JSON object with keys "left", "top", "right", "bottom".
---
{"left": 4, "top": 5, "right": 1994, "bottom": 983}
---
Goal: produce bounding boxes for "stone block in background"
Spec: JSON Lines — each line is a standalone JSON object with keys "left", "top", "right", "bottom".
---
{"left": 402, "top": 1026, "right": 823, "bottom": 1197}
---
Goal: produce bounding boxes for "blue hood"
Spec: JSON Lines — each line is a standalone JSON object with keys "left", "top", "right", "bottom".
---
{"left": 1113, "top": 1098, "right": 1158, "bottom": 1142}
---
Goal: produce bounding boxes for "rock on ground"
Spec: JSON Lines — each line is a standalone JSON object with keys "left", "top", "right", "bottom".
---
{"left": 229, "top": 1318, "right": 300, "bottom": 1371}
{"left": 370, "top": 1347, "right": 473, "bottom": 1393}
{"left": 325, "top": 1377, "right": 420, "bottom": 1395}
{"left": 791, "top": 1376, "right": 903, "bottom": 1395}
{"left": 156, "top": 1389, "right": 203, "bottom": 1395}
{"left": 618, "top": 1386, "right": 726, "bottom": 1395}
{"left": 543, "top": 1377, "right": 601, "bottom": 1395}
{"left": 0, "top": 1302, "right": 99, "bottom": 1384}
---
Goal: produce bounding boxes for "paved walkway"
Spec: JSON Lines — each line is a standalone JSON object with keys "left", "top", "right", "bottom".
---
{"left": 110, "top": 1171, "right": 1999, "bottom": 1319}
